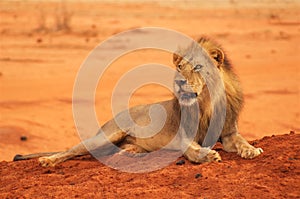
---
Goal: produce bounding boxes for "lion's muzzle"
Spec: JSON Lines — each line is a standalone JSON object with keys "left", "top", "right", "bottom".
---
{"left": 174, "top": 78, "right": 198, "bottom": 106}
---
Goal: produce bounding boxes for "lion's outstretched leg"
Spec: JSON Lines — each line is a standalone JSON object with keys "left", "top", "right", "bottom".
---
{"left": 183, "top": 141, "right": 221, "bottom": 163}
{"left": 119, "top": 143, "right": 147, "bottom": 154}
{"left": 13, "top": 152, "right": 60, "bottom": 161}
{"left": 118, "top": 143, "right": 148, "bottom": 157}
{"left": 222, "top": 133, "right": 263, "bottom": 159}
{"left": 39, "top": 131, "right": 127, "bottom": 167}
{"left": 38, "top": 143, "right": 88, "bottom": 167}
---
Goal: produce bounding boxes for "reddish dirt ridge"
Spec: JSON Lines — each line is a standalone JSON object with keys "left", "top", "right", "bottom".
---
{"left": 0, "top": 133, "right": 299, "bottom": 198}
{"left": 0, "top": 0, "right": 299, "bottom": 198}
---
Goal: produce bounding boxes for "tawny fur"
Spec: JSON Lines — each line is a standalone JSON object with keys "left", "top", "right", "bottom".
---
{"left": 14, "top": 37, "right": 263, "bottom": 167}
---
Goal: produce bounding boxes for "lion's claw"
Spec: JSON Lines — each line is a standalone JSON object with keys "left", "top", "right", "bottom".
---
{"left": 39, "top": 157, "right": 56, "bottom": 167}
{"left": 239, "top": 146, "right": 263, "bottom": 159}
{"left": 185, "top": 148, "right": 222, "bottom": 164}
{"left": 205, "top": 149, "right": 222, "bottom": 162}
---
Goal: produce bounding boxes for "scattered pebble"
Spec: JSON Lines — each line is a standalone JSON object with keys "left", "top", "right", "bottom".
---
{"left": 176, "top": 159, "right": 185, "bottom": 165}
{"left": 20, "top": 136, "right": 27, "bottom": 141}
{"left": 195, "top": 173, "right": 202, "bottom": 179}
{"left": 43, "top": 170, "right": 52, "bottom": 174}
{"left": 36, "top": 38, "right": 42, "bottom": 43}
{"left": 271, "top": 49, "right": 277, "bottom": 54}
{"left": 58, "top": 171, "right": 65, "bottom": 175}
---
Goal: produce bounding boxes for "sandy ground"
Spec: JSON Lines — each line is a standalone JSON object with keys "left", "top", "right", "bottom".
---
{"left": 0, "top": 0, "right": 299, "bottom": 198}
{"left": 1, "top": 133, "right": 299, "bottom": 198}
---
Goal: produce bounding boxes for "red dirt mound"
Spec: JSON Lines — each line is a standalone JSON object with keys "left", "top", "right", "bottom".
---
{"left": 0, "top": 132, "right": 299, "bottom": 198}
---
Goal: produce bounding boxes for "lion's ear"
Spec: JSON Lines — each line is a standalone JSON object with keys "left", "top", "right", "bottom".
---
{"left": 173, "top": 51, "right": 183, "bottom": 66}
{"left": 210, "top": 48, "right": 224, "bottom": 68}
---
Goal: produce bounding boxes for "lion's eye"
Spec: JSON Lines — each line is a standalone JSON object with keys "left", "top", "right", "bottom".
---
{"left": 177, "top": 64, "right": 182, "bottom": 70}
{"left": 193, "top": 64, "right": 204, "bottom": 72}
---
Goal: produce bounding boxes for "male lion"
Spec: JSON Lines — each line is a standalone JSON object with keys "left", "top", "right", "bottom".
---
{"left": 14, "top": 37, "right": 263, "bottom": 167}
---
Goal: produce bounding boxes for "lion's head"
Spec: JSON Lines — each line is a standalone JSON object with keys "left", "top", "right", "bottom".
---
{"left": 173, "top": 37, "right": 244, "bottom": 133}
{"left": 173, "top": 37, "right": 226, "bottom": 106}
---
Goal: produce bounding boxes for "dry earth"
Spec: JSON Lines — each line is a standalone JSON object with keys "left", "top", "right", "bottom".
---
{"left": 0, "top": 0, "right": 299, "bottom": 198}
{"left": 1, "top": 133, "right": 299, "bottom": 198}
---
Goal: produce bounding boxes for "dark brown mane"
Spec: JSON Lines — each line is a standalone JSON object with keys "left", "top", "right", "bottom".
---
{"left": 178, "top": 37, "right": 245, "bottom": 144}
{"left": 197, "top": 37, "right": 232, "bottom": 70}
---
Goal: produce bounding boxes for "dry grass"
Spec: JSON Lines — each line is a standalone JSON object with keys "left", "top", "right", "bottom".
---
{"left": 35, "top": 2, "right": 72, "bottom": 33}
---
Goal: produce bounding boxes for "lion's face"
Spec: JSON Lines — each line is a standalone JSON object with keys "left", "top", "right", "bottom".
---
{"left": 173, "top": 63, "right": 205, "bottom": 106}
{"left": 173, "top": 41, "right": 224, "bottom": 106}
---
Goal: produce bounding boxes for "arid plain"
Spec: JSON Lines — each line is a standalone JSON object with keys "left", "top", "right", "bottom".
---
{"left": 0, "top": 1, "right": 299, "bottom": 198}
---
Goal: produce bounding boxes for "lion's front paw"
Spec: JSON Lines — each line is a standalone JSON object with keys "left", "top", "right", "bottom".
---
{"left": 185, "top": 148, "right": 221, "bottom": 164}
{"left": 39, "top": 157, "right": 56, "bottom": 167}
{"left": 238, "top": 146, "right": 263, "bottom": 159}
{"left": 206, "top": 149, "right": 222, "bottom": 162}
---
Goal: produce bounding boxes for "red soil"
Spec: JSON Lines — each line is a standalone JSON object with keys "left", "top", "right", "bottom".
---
{"left": 0, "top": 1, "right": 299, "bottom": 198}
{"left": 1, "top": 133, "right": 299, "bottom": 198}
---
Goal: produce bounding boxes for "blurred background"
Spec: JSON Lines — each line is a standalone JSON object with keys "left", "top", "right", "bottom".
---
{"left": 0, "top": 0, "right": 299, "bottom": 161}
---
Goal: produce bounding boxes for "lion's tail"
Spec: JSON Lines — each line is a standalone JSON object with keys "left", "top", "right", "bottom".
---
{"left": 13, "top": 152, "right": 61, "bottom": 161}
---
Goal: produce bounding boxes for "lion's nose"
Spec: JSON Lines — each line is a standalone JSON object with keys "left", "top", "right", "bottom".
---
{"left": 175, "top": 79, "right": 187, "bottom": 86}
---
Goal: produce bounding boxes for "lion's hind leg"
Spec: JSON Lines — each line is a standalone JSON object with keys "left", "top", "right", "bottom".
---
{"left": 222, "top": 133, "right": 263, "bottom": 159}
{"left": 13, "top": 152, "right": 59, "bottom": 161}
{"left": 39, "top": 131, "right": 127, "bottom": 167}
{"left": 118, "top": 143, "right": 148, "bottom": 157}
{"left": 38, "top": 143, "right": 89, "bottom": 167}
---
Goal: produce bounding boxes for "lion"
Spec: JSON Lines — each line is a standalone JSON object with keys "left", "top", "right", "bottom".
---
{"left": 13, "top": 37, "right": 263, "bottom": 167}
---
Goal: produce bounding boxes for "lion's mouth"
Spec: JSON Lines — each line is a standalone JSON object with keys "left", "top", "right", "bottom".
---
{"left": 178, "top": 92, "right": 198, "bottom": 106}
{"left": 180, "top": 92, "right": 197, "bottom": 99}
